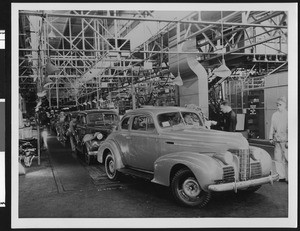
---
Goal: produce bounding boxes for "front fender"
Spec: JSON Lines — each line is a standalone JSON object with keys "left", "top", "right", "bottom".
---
{"left": 83, "top": 134, "right": 101, "bottom": 152}
{"left": 152, "top": 152, "right": 224, "bottom": 191}
{"left": 249, "top": 145, "right": 273, "bottom": 176}
{"left": 97, "top": 139, "right": 124, "bottom": 170}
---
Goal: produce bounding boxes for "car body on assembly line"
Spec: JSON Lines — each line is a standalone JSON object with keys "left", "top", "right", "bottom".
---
{"left": 97, "top": 106, "right": 279, "bottom": 207}
{"left": 74, "top": 109, "right": 119, "bottom": 164}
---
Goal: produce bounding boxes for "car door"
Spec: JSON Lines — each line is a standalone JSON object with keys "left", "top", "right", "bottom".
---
{"left": 126, "top": 114, "right": 159, "bottom": 171}
{"left": 114, "top": 115, "right": 132, "bottom": 166}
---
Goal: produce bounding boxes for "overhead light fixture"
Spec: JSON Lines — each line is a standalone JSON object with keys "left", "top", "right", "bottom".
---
{"left": 29, "top": 75, "right": 38, "bottom": 82}
{"left": 43, "top": 76, "right": 54, "bottom": 88}
{"left": 46, "top": 59, "right": 60, "bottom": 75}
{"left": 172, "top": 74, "right": 183, "bottom": 86}
{"left": 213, "top": 12, "right": 231, "bottom": 78}
{"left": 48, "top": 28, "right": 56, "bottom": 39}
{"left": 37, "top": 90, "right": 47, "bottom": 98}
{"left": 213, "top": 59, "right": 231, "bottom": 78}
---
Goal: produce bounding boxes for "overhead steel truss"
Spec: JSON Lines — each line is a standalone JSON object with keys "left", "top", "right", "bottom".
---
{"left": 19, "top": 10, "right": 288, "bottom": 108}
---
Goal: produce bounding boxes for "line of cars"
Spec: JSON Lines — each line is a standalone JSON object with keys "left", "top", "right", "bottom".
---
{"left": 53, "top": 109, "right": 119, "bottom": 165}
{"left": 54, "top": 106, "right": 279, "bottom": 208}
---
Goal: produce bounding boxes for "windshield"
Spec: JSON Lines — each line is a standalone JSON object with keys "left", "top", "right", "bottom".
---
{"left": 157, "top": 111, "right": 203, "bottom": 128}
{"left": 88, "top": 113, "right": 119, "bottom": 125}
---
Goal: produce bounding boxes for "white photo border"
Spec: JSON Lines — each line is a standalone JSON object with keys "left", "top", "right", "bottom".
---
{"left": 11, "top": 2, "right": 298, "bottom": 229}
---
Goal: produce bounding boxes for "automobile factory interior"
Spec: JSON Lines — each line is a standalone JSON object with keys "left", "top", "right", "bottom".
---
{"left": 15, "top": 6, "right": 294, "bottom": 225}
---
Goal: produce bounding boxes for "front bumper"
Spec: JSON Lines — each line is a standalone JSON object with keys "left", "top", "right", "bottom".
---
{"left": 208, "top": 174, "right": 279, "bottom": 192}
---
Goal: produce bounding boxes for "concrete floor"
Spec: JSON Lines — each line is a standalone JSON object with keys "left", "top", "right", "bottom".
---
{"left": 17, "top": 131, "right": 288, "bottom": 225}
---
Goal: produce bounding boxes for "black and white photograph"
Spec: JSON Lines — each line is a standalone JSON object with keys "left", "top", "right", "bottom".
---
{"left": 11, "top": 3, "right": 298, "bottom": 229}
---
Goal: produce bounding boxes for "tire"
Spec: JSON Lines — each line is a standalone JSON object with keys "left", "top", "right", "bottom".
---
{"left": 171, "top": 168, "right": 211, "bottom": 207}
{"left": 84, "top": 145, "right": 91, "bottom": 165}
{"left": 238, "top": 185, "right": 261, "bottom": 194}
{"left": 105, "top": 152, "right": 119, "bottom": 180}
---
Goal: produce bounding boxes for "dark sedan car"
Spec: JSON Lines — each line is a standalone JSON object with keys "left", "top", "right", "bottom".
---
{"left": 73, "top": 109, "right": 119, "bottom": 164}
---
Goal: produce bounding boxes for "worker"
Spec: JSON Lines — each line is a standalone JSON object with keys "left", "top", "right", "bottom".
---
{"left": 68, "top": 114, "right": 78, "bottom": 152}
{"left": 220, "top": 100, "right": 237, "bottom": 132}
{"left": 269, "top": 96, "right": 288, "bottom": 183}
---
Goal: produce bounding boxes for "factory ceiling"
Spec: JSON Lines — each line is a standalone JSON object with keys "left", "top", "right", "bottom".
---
{"left": 18, "top": 10, "right": 288, "bottom": 108}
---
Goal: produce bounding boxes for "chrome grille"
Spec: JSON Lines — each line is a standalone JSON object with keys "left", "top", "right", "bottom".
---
{"left": 238, "top": 149, "right": 250, "bottom": 181}
{"left": 250, "top": 162, "right": 262, "bottom": 179}
{"left": 229, "top": 149, "right": 251, "bottom": 181}
{"left": 214, "top": 166, "right": 235, "bottom": 184}
{"left": 223, "top": 166, "right": 235, "bottom": 183}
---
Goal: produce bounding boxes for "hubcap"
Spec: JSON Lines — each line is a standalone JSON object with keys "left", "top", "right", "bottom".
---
{"left": 108, "top": 159, "right": 115, "bottom": 174}
{"left": 182, "top": 177, "right": 201, "bottom": 198}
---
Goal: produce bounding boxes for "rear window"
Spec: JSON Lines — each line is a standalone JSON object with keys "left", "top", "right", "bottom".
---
{"left": 88, "top": 113, "right": 118, "bottom": 124}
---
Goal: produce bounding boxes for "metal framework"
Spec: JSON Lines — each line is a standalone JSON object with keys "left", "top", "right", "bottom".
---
{"left": 19, "top": 10, "right": 288, "bottom": 109}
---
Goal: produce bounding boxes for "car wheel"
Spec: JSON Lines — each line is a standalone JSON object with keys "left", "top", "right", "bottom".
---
{"left": 238, "top": 185, "right": 262, "bottom": 194}
{"left": 171, "top": 168, "right": 211, "bottom": 207}
{"left": 84, "top": 145, "right": 91, "bottom": 165}
{"left": 105, "top": 152, "right": 119, "bottom": 180}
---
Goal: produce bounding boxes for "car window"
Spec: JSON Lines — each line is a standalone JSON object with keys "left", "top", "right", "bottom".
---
{"left": 132, "top": 115, "right": 155, "bottom": 132}
{"left": 157, "top": 112, "right": 183, "bottom": 128}
{"left": 157, "top": 111, "right": 203, "bottom": 128}
{"left": 103, "top": 113, "right": 119, "bottom": 125}
{"left": 182, "top": 112, "right": 203, "bottom": 126}
{"left": 88, "top": 113, "right": 103, "bottom": 123}
{"left": 87, "top": 113, "right": 119, "bottom": 125}
{"left": 121, "top": 116, "right": 130, "bottom": 130}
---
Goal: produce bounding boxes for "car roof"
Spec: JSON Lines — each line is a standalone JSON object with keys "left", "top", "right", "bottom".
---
{"left": 76, "top": 109, "right": 118, "bottom": 115}
{"left": 125, "top": 106, "right": 198, "bottom": 117}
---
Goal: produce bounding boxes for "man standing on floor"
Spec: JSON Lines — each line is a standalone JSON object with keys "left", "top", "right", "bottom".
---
{"left": 220, "top": 100, "right": 237, "bottom": 132}
{"left": 68, "top": 114, "right": 78, "bottom": 152}
{"left": 269, "top": 96, "right": 288, "bottom": 183}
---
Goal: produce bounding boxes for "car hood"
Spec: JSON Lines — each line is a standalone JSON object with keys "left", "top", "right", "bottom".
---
{"left": 159, "top": 127, "right": 249, "bottom": 153}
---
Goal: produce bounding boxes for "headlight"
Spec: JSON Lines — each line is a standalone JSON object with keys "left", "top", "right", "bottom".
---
{"left": 96, "top": 132, "right": 103, "bottom": 140}
{"left": 213, "top": 151, "right": 233, "bottom": 165}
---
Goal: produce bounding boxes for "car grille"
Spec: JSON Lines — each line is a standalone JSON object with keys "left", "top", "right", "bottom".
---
{"left": 215, "top": 166, "right": 235, "bottom": 184}
{"left": 237, "top": 149, "right": 250, "bottom": 181}
{"left": 250, "top": 162, "right": 262, "bottom": 179}
{"left": 229, "top": 149, "right": 262, "bottom": 181}
{"left": 223, "top": 166, "right": 235, "bottom": 182}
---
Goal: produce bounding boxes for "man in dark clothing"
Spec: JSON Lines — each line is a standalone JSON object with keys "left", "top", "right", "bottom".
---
{"left": 220, "top": 101, "right": 237, "bottom": 132}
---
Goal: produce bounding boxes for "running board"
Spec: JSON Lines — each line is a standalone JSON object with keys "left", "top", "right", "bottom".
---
{"left": 118, "top": 168, "right": 154, "bottom": 181}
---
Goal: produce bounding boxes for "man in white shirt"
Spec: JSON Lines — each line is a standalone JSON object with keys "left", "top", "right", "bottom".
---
{"left": 269, "top": 96, "right": 288, "bottom": 183}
